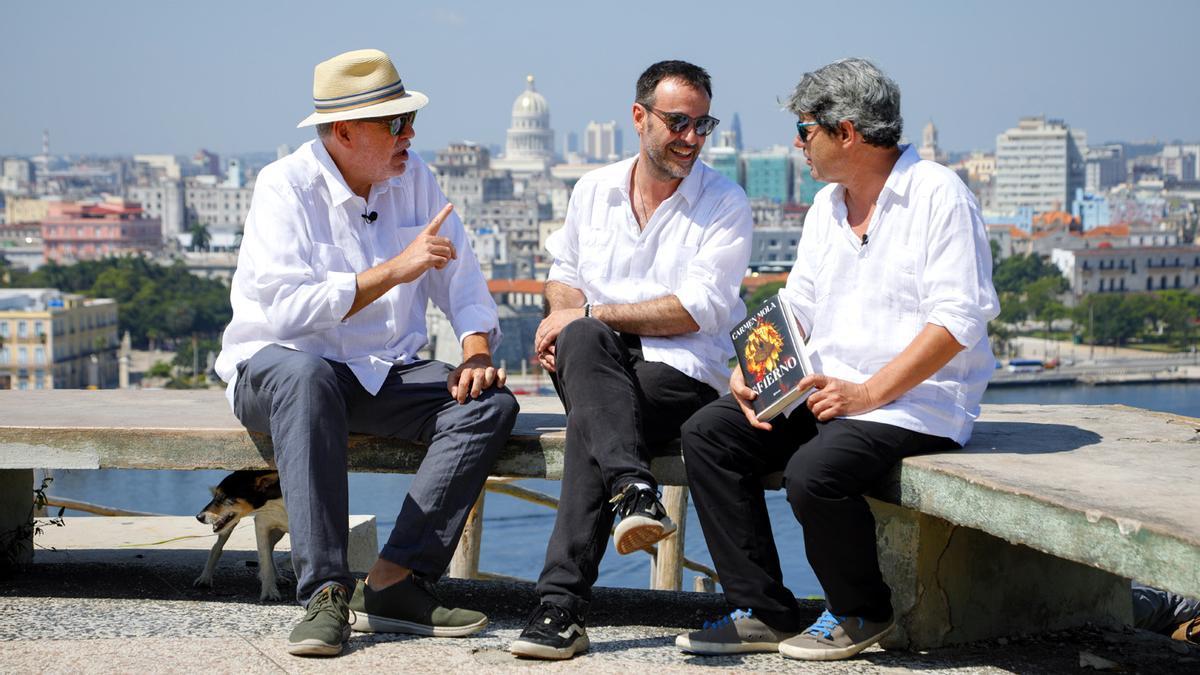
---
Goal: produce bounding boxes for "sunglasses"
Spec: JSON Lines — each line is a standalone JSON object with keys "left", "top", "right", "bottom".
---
{"left": 366, "top": 111, "right": 418, "bottom": 136}
{"left": 643, "top": 105, "right": 720, "bottom": 137}
{"left": 796, "top": 121, "right": 821, "bottom": 143}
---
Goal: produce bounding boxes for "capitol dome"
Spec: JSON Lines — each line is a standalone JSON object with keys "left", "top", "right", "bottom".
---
{"left": 512, "top": 75, "right": 549, "bottom": 117}
{"left": 504, "top": 74, "right": 554, "bottom": 162}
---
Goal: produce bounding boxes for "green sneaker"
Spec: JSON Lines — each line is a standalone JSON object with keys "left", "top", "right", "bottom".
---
{"left": 675, "top": 609, "right": 797, "bottom": 655}
{"left": 349, "top": 577, "right": 488, "bottom": 637}
{"left": 778, "top": 609, "right": 894, "bottom": 661}
{"left": 286, "top": 584, "right": 352, "bottom": 657}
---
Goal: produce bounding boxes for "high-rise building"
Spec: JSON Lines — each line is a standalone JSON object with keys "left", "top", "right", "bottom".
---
{"left": 704, "top": 146, "right": 741, "bottom": 186}
{"left": 432, "top": 142, "right": 514, "bottom": 211}
{"left": 994, "top": 116, "right": 1087, "bottom": 215}
{"left": 192, "top": 149, "right": 220, "bottom": 176}
{"left": 584, "top": 121, "right": 622, "bottom": 162}
{"left": 1085, "top": 144, "right": 1126, "bottom": 192}
{"left": 743, "top": 148, "right": 793, "bottom": 203}
{"left": 729, "top": 112, "right": 744, "bottom": 152}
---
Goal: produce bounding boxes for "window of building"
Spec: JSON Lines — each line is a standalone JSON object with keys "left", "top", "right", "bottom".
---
{"left": 0, "top": 322, "right": 7, "bottom": 338}
{"left": 34, "top": 347, "right": 44, "bottom": 364}
{"left": 0, "top": 347, "right": 8, "bottom": 364}
{"left": 18, "top": 347, "right": 27, "bottom": 365}
{"left": 18, "top": 321, "right": 27, "bottom": 338}
{"left": 34, "top": 321, "right": 44, "bottom": 337}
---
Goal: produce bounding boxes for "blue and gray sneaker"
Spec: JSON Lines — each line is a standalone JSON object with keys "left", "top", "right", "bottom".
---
{"left": 675, "top": 608, "right": 797, "bottom": 655}
{"left": 778, "top": 609, "right": 894, "bottom": 661}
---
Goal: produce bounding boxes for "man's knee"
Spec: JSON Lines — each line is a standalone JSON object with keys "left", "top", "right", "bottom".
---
{"left": 250, "top": 348, "right": 343, "bottom": 406}
{"left": 783, "top": 450, "right": 834, "bottom": 514}
{"left": 681, "top": 402, "right": 730, "bottom": 467}
{"left": 556, "top": 317, "right": 614, "bottom": 358}
{"left": 476, "top": 386, "right": 519, "bottom": 429}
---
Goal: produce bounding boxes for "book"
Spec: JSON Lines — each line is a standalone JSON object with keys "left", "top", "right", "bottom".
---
{"left": 730, "top": 293, "right": 816, "bottom": 422}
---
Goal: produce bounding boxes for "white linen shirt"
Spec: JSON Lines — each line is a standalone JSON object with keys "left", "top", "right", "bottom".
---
{"left": 545, "top": 156, "right": 753, "bottom": 392}
{"left": 214, "top": 140, "right": 500, "bottom": 406}
{"left": 781, "top": 145, "right": 1000, "bottom": 445}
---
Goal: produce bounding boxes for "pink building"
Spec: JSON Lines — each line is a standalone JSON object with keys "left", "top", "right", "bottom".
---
{"left": 41, "top": 200, "right": 161, "bottom": 263}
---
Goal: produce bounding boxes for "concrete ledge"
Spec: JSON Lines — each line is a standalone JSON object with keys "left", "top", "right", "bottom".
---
{"left": 34, "top": 515, "right": 378, "bottom": 574}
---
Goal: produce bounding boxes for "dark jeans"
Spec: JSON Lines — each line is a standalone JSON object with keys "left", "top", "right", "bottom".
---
{"left": 1133, "top": 583, "right": 1200, "bottom": 634}
{"left": 233, "top": 344, "right": 518, "bottom": 605}
{"left": 536, "top": 318, "right": 717, "bottom": 617}
{"left": 681, "top": 394, "right": 958, "bottom": 630}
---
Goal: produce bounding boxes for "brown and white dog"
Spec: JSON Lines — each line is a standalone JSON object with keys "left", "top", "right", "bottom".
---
{"left": 193, "top": 470, "right": 290, "bottom": 601}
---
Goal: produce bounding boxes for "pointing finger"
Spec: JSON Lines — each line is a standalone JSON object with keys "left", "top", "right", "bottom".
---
{"left": 423, "top": 203, "right": 454, "bottom": 236}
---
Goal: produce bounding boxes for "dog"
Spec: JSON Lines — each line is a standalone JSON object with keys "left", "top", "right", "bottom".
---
{"left": 193, "top": 470, "right": 290, "bottom": 601}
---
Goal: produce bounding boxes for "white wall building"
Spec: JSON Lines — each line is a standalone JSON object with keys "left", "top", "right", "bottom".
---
{"left": 994, "top": 116, "right": 1087, "bottom": 215}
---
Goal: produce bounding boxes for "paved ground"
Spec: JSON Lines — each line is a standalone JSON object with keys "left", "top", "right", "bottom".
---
{"left": 2, "top": 551, "right": 1196, "bottom": 674}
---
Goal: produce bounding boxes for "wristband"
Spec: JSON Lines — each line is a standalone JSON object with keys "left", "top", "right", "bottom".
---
{"left": 584, "top": 303, "right": 592, "bottom": 318}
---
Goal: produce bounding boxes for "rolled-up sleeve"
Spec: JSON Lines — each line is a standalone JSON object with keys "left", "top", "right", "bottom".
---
{"left": 920, "top": 197, "right": 1000, "bottom": 349}
{"left": 241, "top": 181, "right": 357, "bottom": 340}
{"left": 674, "top": 195, "right": 753, "bottom": 334}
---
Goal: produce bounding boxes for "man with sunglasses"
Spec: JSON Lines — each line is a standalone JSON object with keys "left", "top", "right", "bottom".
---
{"left": 215, "top": 49, "right": 517, "bottom": 657}
{"left": 509, "top": 60, "right": 752, "bottom": 660}
{"left": 676, "top": 58, "right": 999, "bottom": 661}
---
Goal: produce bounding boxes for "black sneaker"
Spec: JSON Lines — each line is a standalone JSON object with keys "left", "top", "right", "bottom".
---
{"left": 610, "top": 483, "right": 677, "bottom": 554}
{"left": 509, "top": 602, "right": 589, "bottom": 660}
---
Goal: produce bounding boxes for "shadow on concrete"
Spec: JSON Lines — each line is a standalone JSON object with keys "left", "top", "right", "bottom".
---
{"left": 962, "top": 421, "right": 1103, "bottom": 455}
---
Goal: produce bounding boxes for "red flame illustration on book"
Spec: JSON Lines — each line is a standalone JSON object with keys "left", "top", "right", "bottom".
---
{"left": 744, "top": 321, "right": 785, "bottom": 383}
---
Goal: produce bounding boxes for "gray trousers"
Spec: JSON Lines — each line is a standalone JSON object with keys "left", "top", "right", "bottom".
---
{"left": 233, "top": 344, "right": 519, "bottom": 605}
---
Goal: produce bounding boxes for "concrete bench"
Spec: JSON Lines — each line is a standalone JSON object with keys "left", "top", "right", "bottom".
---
{"left": 1, "top": 390, "right": 1197, "bottom": 650}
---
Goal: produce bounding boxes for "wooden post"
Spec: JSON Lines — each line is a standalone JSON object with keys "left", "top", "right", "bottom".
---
{"left": 652, "top": 485, "right": 688, "bottom": 590}
{"left": 448, "top": 489, "right": 485, "bottom": 579}
{"left": 693, "top": 576, "right": 716, "bottom": 593}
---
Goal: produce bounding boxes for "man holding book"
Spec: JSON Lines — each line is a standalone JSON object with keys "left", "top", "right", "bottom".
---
{"left": 509, "top": 60, "right": 753, "bottom": 660}
{"left": 677, "top": 58, "right": 1000, "bottom": 662}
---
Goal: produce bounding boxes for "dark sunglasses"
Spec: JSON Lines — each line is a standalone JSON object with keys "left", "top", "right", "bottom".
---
{"left": 366, "top": 111, "right": 418, "bottom": 136}
{"left": 796, "top": 121, "right": 821, "bottom": 143}
{"left": 643, "top": 105, "right": 720, "bottom": 137}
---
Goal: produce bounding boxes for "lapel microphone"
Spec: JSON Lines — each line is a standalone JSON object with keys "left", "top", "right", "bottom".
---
{"left": 362, "top": 211, "right": 378, "bottom": 223}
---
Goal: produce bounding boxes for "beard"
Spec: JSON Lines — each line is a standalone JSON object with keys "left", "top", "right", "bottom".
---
{"left": 644, "top": 139, "right": 698, "bottom": 180}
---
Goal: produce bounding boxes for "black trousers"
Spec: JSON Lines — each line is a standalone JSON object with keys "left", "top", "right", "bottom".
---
{"left": 681, "top": 394, "right": 958, "bottom": 630}
{"left": 536, "top": 318, "right": 717, "bottom": 617}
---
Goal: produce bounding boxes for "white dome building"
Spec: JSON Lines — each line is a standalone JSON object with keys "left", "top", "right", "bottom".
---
{"left": 494, "top": 75, "right": 555, "bottom": 176}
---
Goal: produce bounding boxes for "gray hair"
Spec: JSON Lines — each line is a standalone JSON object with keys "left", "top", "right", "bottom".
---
{"left": 316, "top": 122, "right": 334, "bottom": 139}
{"left": 787, "top": 58, "right": 902, "bottom": 148}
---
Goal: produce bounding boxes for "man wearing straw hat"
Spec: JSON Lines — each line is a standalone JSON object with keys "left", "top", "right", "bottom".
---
{"left": 215, "top": 48, "right": 518, "bottom": 657}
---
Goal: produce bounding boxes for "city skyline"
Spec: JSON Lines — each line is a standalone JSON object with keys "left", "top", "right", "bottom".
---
{"left": 1, "top": 0, "right": 1198, "bottom": 158}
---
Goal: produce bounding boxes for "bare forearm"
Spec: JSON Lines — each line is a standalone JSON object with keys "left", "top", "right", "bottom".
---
{"left": 544, "top": 280, "right": 585, "bottom": 313}
{"left": 863, "top": 323, "right": 964, "bottom": 407}
{"left": 460, "top": 333, "right": 493, "bottom": 363}
{"left": 346, "top": 262, "right": 401, "bottom": 319}
{"left": 594, "top": 295, "right": 699, "bottom": 337}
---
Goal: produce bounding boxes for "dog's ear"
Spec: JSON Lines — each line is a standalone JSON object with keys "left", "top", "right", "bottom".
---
{"left": 255, "top": 472, "right": 280, "bottom": 492}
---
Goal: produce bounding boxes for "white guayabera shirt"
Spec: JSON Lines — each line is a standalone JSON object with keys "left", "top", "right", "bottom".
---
{"left": 545, "top": 156, "right": 753, "bottom": 393}
{"left": 215, "top": 140, "right": 499, "bottom": 407}
{"left": 782, "top": 145, "right": 1000, "bottom": 445}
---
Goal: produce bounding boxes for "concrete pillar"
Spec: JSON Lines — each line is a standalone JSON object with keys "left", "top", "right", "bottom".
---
{"left": 449, "top": 490, "right": 485, "bottom": 579}
{"left": 872, "top": 499, "right": 1132, "bottom": 650}
{"left": 0, "top": 469, "right": 34, "bottom": 568}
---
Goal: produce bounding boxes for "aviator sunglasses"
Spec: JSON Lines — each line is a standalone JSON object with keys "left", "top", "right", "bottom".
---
{"left": 366, "top": 111, "right": 418, "bottom": 136}
{"left": 643, "top": 105, "right": 720, "bottom": 137}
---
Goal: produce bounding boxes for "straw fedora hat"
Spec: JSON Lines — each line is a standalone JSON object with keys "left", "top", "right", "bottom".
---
{"left": 296, "top": 49, "right": 429, "bottom": 128}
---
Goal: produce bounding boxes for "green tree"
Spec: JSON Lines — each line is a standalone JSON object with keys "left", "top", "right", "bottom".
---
{"left": 1074, "top": 294, "right": 1150, "bottom": 346}
{"left": 188, "top": 223, "right": 212, "bottom": 252}
{"left": 746, "top": 280, "right": 786, "bottom": 308}
{"left": 992, "top": 253, "right": 1064, "bottom": 294}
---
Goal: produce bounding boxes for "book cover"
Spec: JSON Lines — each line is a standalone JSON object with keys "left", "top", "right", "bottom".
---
{"left": 730, "top": 293, "right": 815, "bottom": 422}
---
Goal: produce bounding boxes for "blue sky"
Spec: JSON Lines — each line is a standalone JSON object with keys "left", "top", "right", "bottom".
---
{"left": 1, "top": 0, "right": 1196, "bottom": 157}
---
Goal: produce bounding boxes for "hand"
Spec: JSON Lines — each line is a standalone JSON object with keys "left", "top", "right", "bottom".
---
{"left": 537, "top": 344, "right": 557, "bottom": 374}
{"left": 803, "top": 374, "right": 878, "bottom": 421}
{"left": 447, "top": 354, "right": 507, "bottom": 404}
{"left": 389, "top": 203, "right": 457, "bottom": 284}
{"left": 730, "top": 368, "right": 772, "bottom": 431}
{"left": 534, "top": 307, "right": 585, "bottom": 355}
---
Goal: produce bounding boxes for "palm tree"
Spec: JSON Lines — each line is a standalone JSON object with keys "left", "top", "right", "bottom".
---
{"left": 188, "top": 222, "right": 212, "bottom": 252}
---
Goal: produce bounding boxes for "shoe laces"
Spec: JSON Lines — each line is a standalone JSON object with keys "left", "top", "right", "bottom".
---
{"left": 527, "top": 601, "right": 572, "bottom": 628}
{"left": 702, "top": 608, "right": 752, "bottom": 630}
{"left": 608, "top": 483, "right": 657, "bottom": 517}
{"left": 805, "top": 609, "right": 854, "bottom": 640}
{"left": 304, "top": 584, "right": 354, "bottom": 624}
